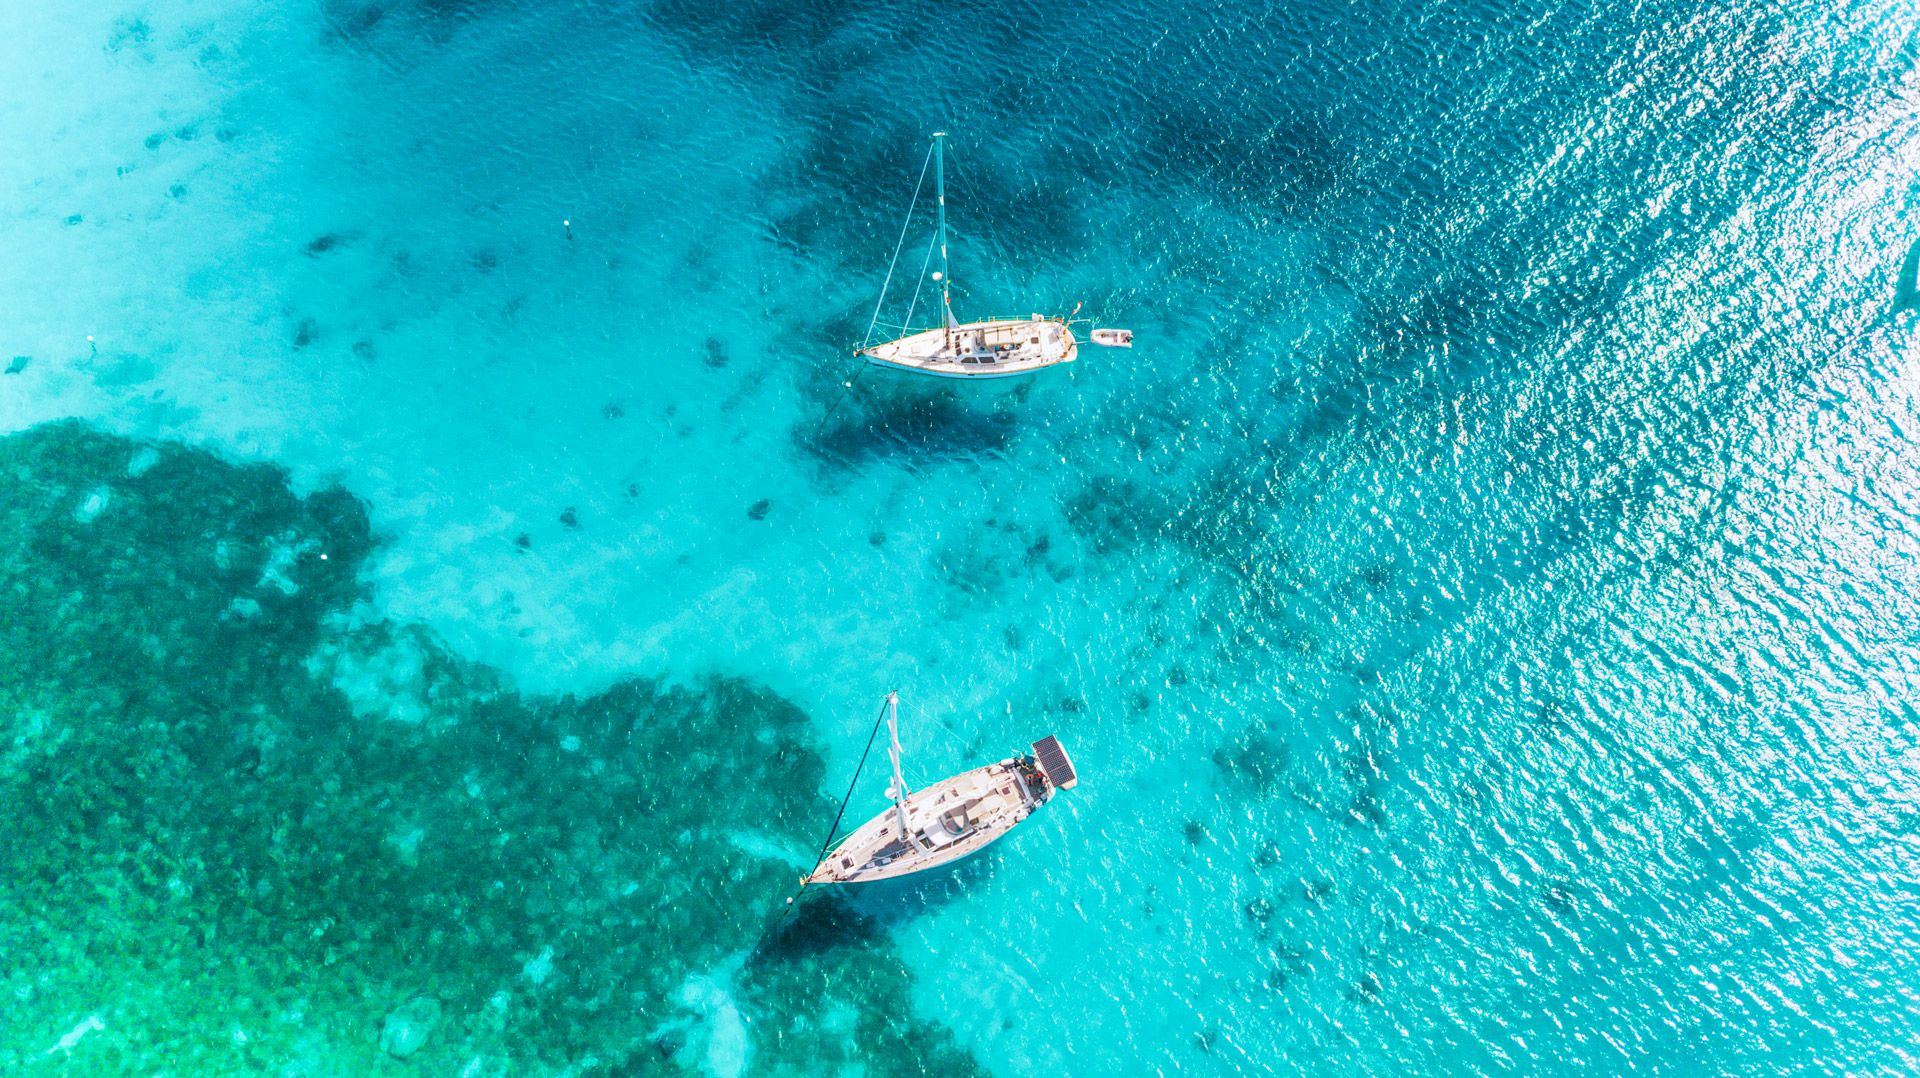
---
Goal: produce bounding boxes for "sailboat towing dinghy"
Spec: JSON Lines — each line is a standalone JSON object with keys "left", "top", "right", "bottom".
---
{"left": 805, "top": 693, "right": 1077, "bottom": 885}
{"left": 856, "top": 132, "right": 1133, "bottom": 380}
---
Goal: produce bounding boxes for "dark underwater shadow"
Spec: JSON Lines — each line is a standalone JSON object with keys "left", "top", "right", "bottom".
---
{"left": 749, "top": 891, "right": 888, "bottom": 966}
{"left": 751, "top": 844, "right": 1009, "bottom": 965}
{"left": 798, "top": 377, "right": 1032, "bottom": 471}
{"left": 842, "top": 842, "right": 1009, "bottom": 926}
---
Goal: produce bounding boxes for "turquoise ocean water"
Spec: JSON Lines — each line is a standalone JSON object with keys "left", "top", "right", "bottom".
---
{"left": 5, "top": 0, "right": 1920, "bottom": 1073}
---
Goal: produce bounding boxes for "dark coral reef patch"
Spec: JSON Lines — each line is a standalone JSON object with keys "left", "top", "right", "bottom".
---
{"left": 0, "top": 420, "right": 979, "bottom": 1075}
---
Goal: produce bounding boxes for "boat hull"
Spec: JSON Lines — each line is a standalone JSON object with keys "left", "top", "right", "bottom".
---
{"left": 807, "top": 756, "right": 1056, "bottom": 885}
{"left": 863, "top": 358, "right": 1056, "bottom": 381}
{"left": 861, "top": 318, "right": 1077, "bottom": 380}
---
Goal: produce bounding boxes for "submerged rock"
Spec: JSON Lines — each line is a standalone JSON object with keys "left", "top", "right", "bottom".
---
{"left": 379, "top": 995, "right": 441, "bottom": 1059}
{"left": 303, "top": 231, "right": 358, "bottom": 257}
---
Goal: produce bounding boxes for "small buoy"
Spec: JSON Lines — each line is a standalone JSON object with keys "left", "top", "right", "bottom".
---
{"left": 562, "top": 218, "right": 574, "bottom": 240}
{"left": 931, "top": 271, "right": 943, "bottom": 281}
{"left": 87, "top": 334, "right": 96, "bottom": 356}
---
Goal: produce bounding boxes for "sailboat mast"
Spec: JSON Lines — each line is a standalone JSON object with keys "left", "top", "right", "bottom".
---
{"left": 933, "top": 131, "right": 952, "bottom": 347}
{"left": 886, "top": 691, "right": 911, "bottom": 839}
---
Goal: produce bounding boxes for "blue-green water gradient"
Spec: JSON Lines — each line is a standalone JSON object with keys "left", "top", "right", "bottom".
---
{"left": 4, "top": 0, "right": 1919, "bottom": 1073}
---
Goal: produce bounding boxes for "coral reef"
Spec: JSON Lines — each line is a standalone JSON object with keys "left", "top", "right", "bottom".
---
{"left": 0, "top": 420, "right": 979, "bottom": 1076}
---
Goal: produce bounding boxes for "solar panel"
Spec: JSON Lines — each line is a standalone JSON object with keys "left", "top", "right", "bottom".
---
{"left": 1032, "top": 735, "right": 1078, "bottom": 790}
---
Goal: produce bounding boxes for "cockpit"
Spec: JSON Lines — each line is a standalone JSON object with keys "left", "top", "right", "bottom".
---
{"left": 939, "top": 797, "right": 984, "bottom": 837}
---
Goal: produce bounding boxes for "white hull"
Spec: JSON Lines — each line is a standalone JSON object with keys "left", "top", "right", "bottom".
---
{"left": 862, "top": 318, "right": 1077, "bottom": 380}
{"left": 864, "top": 359, "right": 1052, "bottom": 382}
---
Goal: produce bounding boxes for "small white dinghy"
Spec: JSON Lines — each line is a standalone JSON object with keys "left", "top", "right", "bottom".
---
{"left": 1090, "top": 328, "right": 1134, "bottom": 348}
{"left": 805, "top": 693, "right": 1077, "bottom": 885}
{"left": 856, "top": 133, "right": 1099, "bottom": 380}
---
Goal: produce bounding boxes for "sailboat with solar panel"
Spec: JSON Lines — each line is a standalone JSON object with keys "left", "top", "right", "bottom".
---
{"left": 804, "top": 693, "right": 1078, "bottom": 885}
{"left": 856, "top": 132, "right": 1132, "bottom": 380}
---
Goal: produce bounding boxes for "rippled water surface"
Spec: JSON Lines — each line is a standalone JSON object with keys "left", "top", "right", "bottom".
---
{"left": 5, "top": 0, "right": 1920, "bottom": 1073}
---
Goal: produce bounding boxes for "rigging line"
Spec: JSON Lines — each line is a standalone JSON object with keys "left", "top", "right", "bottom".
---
{"left": 898, "top": 228, "right": 941, "bottom": 341}
{"left": 813, "top": 227, "right": 943, "bottom": 437}
{"left": 810, "top": 694, "right": 896, "bottom": 864}
{"left": 750, "top": 694, "right": 895, "bottom": 955}
{"left": 926, "top": 711, "right": 980, "bottom": 760}
{"left": 817, "top": 143, "right": 941, "bottom": 437}
{"left": 860, "top": 142, "right": 938, "bottom": 353}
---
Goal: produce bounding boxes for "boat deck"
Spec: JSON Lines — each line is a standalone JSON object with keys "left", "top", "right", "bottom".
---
{"left": 807, "top": 757, "right": 1053, "bottom": 884}
{"left": 862, "top": 318, "right": 1077, "bottom": 379}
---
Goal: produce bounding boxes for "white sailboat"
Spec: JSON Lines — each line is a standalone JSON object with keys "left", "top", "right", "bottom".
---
{"left": 857, "top": 132, "right": 1131, "bottom": 380}
{"left": 805, "top": 693, "right": 1077, "bottom": 885}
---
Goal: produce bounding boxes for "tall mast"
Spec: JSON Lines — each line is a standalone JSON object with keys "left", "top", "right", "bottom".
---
{"left": 933, "top": 131, "right": 953, "bottom": 345}
{"left": 886, "top": 691, "right": 911, "bottom": 839}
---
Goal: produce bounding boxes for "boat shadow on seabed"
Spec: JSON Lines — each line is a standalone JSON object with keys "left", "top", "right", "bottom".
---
{"left": 799, "top": 379, "right": 1035, "bottom": 470}
{"left": 749, "top": 848, "right": 1008, "bottom": 964}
